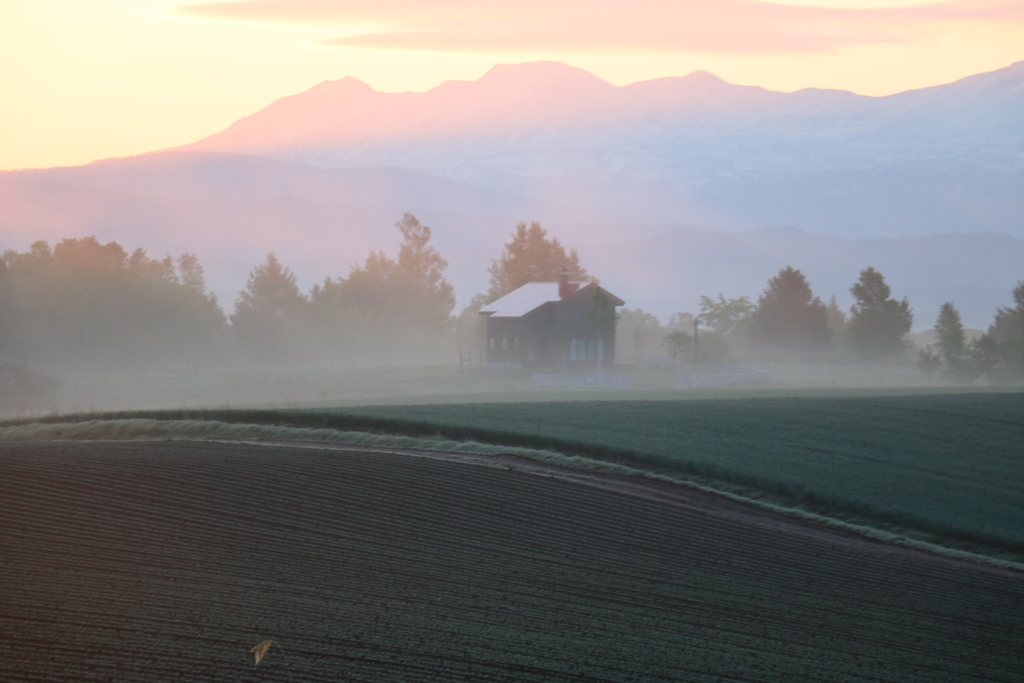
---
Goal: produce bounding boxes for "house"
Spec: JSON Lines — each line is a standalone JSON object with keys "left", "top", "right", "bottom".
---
{"left": 478, "top": 270, "right": 625, "bottom": 367}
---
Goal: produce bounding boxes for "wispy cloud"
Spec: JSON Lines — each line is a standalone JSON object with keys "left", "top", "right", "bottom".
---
{"left": 170, "top": 0, "right": 1024, "bottom": 54}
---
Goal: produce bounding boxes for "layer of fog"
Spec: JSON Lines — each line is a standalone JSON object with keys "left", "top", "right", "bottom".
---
{"left": 2, "top": 225, "right": 1019, "bottom": 421}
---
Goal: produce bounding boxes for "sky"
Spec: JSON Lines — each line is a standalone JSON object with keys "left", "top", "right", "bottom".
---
{"left": 2, "top": 0, "right": 1023, "bottom": 171}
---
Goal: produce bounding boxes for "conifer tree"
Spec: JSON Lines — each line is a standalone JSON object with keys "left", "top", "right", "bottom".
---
{"left": 848, "top": 267, "right": 912, "bottom": 358}
{"left": 975, "top": 281, "right": 1024, "bottom": 383}
{"left": 928, "top": 302, "right": 976, "bottom": 382}
{"left": 486, "top": 222, "right": 590, "bottom": 302}
{"left": 750, "top": 266, "right": 830, "bottom": 350}
{"left": 232, "top": 253, "right": 307, "bottom": 361}
{"left": 826, "top": 295, "right": 847, "bottom": 347}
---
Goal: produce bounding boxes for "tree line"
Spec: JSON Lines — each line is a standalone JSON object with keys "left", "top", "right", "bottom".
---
{"left": 620, "top": 266, "right": 912, "bottom": 363}
{"left": 0, "top": 238, "right": 224, "bottom": 370}
{"left": 0, "top": 215, "right": 588, "bottom": 375}
{"left": 917, "top": 289, "right": 1024, "bottom": 384}
{"left": 611, "top": 264, "right": 1023, "bottom": 385}
{"left": 1, "top": 215, "right": 1022, "bottom": 386}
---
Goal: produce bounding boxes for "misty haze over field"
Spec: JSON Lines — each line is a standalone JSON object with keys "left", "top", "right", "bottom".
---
{"left": 2, "top": 59, "right": 1024, "bottom": 417}
{"left": 6, "top": 5, "right": 1024, "bottom": 682}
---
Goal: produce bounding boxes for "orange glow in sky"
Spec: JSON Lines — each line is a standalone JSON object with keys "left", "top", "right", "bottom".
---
{"left": 2, "top": 0, "right": 1022, "bottom": 170}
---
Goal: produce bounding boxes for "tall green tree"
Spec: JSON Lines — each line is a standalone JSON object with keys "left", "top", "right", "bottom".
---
{"left": 177, "top": 253, "right": 208, "bottom": 294}
{"left": 233, "top": 253, "right": 305, "bottom": 325}
{"left": 750, "top": 267, "right": 830, "bottom": 350}
{"left": 232, "top": 253, "right": 307, "bottom": 361}
{"left": 925, "top": 302, "right": 975, "bottom": 383}
{"left": 393, "top": 213, "right": 456, "bottom": 329}
{"left": 826, "top": 295, "right": 847, "bottom": 347}
{"left": 169, "top": 253, "right": 226, "bottom": 367}
{"left": 307, "top": 214, "right": 455, "bottom": 360}
{"left": 486, "top": 222, "right": 590, "bottom": 301}
{"left": 975, "top": 281, "right": 1024, "bottom": 383}
{"left": 848, "top": 267, "right": 912, "bottom": 358}
{"left": 935, "top": 302, "right": 967, "bottom": 377}
{"left": 314, "top": 214, "right": 454, "bottom": 327}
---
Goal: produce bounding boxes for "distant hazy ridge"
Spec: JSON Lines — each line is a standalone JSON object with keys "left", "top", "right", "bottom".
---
{"left": 180, "top": 60, "right": 1024, "bottom": 236}
{"left": 2, "top": 61, "right": 1022, "bottom": 325}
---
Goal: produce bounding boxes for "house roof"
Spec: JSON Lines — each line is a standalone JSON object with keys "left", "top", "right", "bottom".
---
{"left": 478, "top": 281, "right": 624, "bottom": 318}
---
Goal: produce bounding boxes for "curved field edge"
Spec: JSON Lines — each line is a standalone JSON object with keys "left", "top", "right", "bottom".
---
{"left": 303, "top": 393, "right": 1024, "bottom": 560}
{"left": 9, "top": 392, "right": 1024, "bottom": 562}
{"left": 2, "top": 416, "right": 1022, "bottom": 574}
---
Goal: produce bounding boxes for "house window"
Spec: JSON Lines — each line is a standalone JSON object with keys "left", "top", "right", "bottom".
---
{"left": 502, "top": 337, "right": 509, "bottom": 351}
{"left": 513, "top": 337, "right": 519, "bottom": 351}
{"left": 569, "top": 339, "right": 604, "bottom": 361}
{"left": 489, "top": 337, "right": 495, "bottom": 351}
{"left": 570, "top": 338, "right": 592, "bottom": 361}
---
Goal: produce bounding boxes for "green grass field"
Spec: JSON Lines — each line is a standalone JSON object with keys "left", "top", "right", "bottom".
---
{"left": 31, "top": 390, "right": 1020, "bottom": 560}
{"left": 329, "top": 392, "right": 1024, "bottom": 557}
{"left": 2, "top": 440, "right": 1022, "bottom": 682}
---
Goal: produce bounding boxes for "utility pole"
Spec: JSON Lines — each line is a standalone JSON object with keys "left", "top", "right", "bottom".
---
{"left": 693, "top": 316, "right": 700, "bottom": 373}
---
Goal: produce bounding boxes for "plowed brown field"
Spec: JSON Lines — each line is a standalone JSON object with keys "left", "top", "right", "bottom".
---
{"left": 2, "top": 439, "right": 1022, "bottom": 682}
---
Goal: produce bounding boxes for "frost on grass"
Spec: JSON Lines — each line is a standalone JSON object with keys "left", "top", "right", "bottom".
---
{"left": 0, "top": 418, "right": 629, "bottom": 473}
{"left": 3, "top": 417, "right": 1021, "bottom": 573}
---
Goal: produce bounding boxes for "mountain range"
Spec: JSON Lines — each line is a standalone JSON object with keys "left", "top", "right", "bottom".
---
{"left": 2, "top": 60, "right": 1023, "bottom": 327}
{"left": 181, "top": 59, "right": 1024, "bottom": 236}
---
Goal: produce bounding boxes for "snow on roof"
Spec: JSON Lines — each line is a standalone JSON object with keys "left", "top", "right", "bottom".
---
{"left": 478, "top": 281, "right": 589, "bottom": 318}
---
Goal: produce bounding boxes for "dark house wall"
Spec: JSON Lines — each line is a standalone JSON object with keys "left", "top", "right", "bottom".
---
{"left": 485, "top": 285, "right": 619, "bottom": 367}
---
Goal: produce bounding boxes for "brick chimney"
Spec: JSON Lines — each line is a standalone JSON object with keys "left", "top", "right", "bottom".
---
{"left": 557, "top": 268, "right": 571, "bottom": 299}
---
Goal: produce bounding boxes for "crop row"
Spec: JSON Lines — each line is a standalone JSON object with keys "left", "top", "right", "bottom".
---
{"left": 2, "top": 439, "right": 1023, "bottom": 682}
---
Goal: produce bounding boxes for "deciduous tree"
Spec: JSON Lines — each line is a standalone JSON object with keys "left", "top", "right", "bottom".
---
{"left": 1, "top": 237, "right": 225, "bottom": 369}
{"left": 307, "top": 214, "right": 455, "bottom": 360}
{"left": 663, "top": 329, "right": 692, "bottom": 361}
{"left": 393, "top": 213, "right": 455, "bottom": 329}
{"left": 615, "top": 308, "right": 663, "bottom": 364}
{"left": 698, "top": 294, "right": 753, "bottom": 338}
{"left": 668, "top": 311, "right": 695, "bottom": 331}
